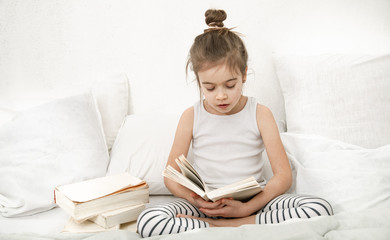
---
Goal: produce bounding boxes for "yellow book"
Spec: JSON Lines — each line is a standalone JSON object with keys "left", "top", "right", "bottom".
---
{"left": 62, "top": 217, "right": 138, "bottom": 233}
{"left": 54, "top": 173, "right": 149, "bottom": 222}
{"left": 89, "top": 203, "right": 145, "bottom": 228}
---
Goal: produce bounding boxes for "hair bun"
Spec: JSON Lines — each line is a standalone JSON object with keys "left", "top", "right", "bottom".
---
{"left": 205, "top": 9, "right": 227, "bottom": 27}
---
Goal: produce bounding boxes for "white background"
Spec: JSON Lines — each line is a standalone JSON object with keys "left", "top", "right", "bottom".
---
{"left": 1, "top": 0, "right": 389, "bottom": 125}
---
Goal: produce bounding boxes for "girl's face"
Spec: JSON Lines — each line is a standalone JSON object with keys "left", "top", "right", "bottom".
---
{"left": 198, "top": 63, "right": 247, "bottom": 115}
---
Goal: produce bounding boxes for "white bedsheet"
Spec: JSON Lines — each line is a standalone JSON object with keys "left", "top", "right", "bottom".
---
{"left": 0, "top": 191, "right": 389, "bottom": 239}
{"left": 0, "top": 195, "right": 177, "bottom": 235}
{"left": 1, "top": 204, "right": 389, "bottom": 240}
{"left": 0, "top": 207, "right": 68, "bottom": 235}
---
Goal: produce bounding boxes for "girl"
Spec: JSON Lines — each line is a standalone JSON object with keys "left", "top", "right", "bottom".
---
{"left": 137, "top": 9, "right": 333, "bottom": 238}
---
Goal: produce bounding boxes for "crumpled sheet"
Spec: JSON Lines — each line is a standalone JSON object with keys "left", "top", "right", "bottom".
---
{"left": 1, "top": 202, "right": 389, "bottom": 240}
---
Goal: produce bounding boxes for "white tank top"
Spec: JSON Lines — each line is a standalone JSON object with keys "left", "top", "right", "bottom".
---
{"left": 192, "top": 96, "right": 267, "bottom": 190}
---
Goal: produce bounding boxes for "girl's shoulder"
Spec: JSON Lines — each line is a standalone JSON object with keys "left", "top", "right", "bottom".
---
{"left": 255, "top": 103, "right": 276, "bottom": 127}
{"left": 255, "top": 103, "right": 272, "bottom": 116}
{"left": 182, "top": 106, "right": 194, "bottom": 118}
{"left": 178, "top": 106, "right": 195, "bottom": 127}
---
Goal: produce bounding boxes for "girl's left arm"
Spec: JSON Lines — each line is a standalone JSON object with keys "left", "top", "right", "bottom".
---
{"left": 199, "top": 104, "right": 292, "bottom": 218}
{"left": 242, "top": 104, "right": 292, "bottom": 215}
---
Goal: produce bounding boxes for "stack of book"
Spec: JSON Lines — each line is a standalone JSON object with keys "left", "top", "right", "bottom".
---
{"left": 54, "top": 173, "right": 149, "bottom": 230}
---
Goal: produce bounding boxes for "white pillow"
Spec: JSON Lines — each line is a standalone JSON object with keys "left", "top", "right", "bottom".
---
{"left": 0, "top": 108, "right": 15, "bottom": 128}
{"left": 92, "top": 73, "right": 130, "bottom": 151}
{"left": 274, "top": 54, "right": 390, "bottom": 148}
{"left": 0, "top": 73, "right": 129, "bottom": 152}
{"left": 0, "top": 92, "right": 109, "bottom": 217}
{"left": 107, "top": 114, "right": 182, "bottom": 195}
{"left": 282, "top": 133, "right": 390, "bottom": 213}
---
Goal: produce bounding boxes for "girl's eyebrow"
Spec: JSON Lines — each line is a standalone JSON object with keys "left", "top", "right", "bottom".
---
{"left": 202, "top": 78, "right": 238, "bottom": 85}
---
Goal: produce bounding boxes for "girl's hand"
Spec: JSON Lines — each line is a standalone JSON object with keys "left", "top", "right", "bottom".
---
{"left": 199, "top": 198, "right": 250, "bottom": 218}
{"left": 187, "top": 192, "right": 224, "bottom": 209}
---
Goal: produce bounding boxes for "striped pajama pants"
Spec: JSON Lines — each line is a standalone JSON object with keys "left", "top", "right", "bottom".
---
{"left": 137, "top": 194, "right": 333, "bottom": 238}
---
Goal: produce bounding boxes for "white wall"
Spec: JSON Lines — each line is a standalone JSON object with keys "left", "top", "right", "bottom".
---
{"left": 1, "top": 0, "right": 389, "bottom": 126}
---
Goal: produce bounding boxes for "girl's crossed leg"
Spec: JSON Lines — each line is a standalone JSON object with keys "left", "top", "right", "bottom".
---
{"left": 137, "top": 199, "right": 209, "bottom": 238}
{"left": 137, "top": 194, "right": 333, "bottom": 238}
{"left": 255, "top": 194, "right": 333, "bottom": 224}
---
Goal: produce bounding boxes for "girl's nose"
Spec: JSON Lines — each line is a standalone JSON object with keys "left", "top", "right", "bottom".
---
{"left": 216, "top": 90, "right": 227, "bottom": 100}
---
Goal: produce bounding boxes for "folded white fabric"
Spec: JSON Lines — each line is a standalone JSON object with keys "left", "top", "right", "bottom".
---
{"left": 282, "top": 132, "right": 390, "bottom": 213}
{"left": 0, "top": 92, "right": 109, "bottom": 217}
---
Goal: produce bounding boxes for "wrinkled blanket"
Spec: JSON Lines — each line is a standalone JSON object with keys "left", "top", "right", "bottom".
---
{"left": 1, "top": 202, "right": 389, "bottom": 240}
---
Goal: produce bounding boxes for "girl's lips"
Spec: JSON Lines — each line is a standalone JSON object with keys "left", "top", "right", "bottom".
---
{"left": 217, "top": 104, "right": 229, "bottom": 109}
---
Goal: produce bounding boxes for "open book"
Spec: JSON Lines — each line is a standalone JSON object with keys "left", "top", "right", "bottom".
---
{"left": 163, "top": 155, "right": 263, "bottom": 202}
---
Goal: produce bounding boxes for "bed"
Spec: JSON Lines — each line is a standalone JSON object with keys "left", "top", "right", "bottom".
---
{"left": 1, "top": 1, "right": 390, "bottom": 239}
{"left": 1, "top": 53, "right": 389, "bottom": 240}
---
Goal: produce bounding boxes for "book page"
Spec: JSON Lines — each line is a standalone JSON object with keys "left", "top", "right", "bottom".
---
{"left": 57, "top": 173, "right": 146, "bottom": 203}
{"left": 175, "top": 158, "right": 204, "bottom": 191}
{"left": 178, "top": 155, "right": 201, "bottom": 179}
{"left": 207, "top": 185, "right": 263, "bottom": 202}
{"left": 163, "top": 166, "right": 207, "bottom": 199}
{"left": 177, "top": 155, "right": 212, "bottom": 192}
{"left": 206, "top": 177, "right": 263, "bottom": 202}
{"left": 209, "top": 177, "right": 259, "bottom": 195}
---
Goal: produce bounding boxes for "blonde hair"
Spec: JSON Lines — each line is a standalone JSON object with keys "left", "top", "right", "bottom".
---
{"left": 186, "top": 9, "right": 248, "bottom": 90}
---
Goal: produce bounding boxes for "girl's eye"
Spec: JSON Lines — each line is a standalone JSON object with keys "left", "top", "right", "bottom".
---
{"left": 206, "top": 88, "right": 215, "bottom": 91}
{"left": 226, "top": 84, "right": 236, "bottom": 89}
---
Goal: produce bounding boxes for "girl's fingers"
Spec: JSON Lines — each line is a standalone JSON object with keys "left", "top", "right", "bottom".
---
{"left": 199, "top": 207, "right": 224, "bottom": 217}
{"left": 202, "top": 199, "right": 221, "bottom": 208}
{"left": 191, "top": 193, "right": 223, "bottom": 209}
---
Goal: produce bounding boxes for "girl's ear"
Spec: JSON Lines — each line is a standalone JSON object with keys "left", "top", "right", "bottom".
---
{"left": 242, "top": 67, "right": 248, "bottom": 83}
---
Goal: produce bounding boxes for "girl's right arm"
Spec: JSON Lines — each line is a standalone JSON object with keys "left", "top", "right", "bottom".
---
{"left": 164, "top": 107, "right": 194, "bottom": 199}
{"left": 164, "top": 107, "right": 223, "bottom": 209}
